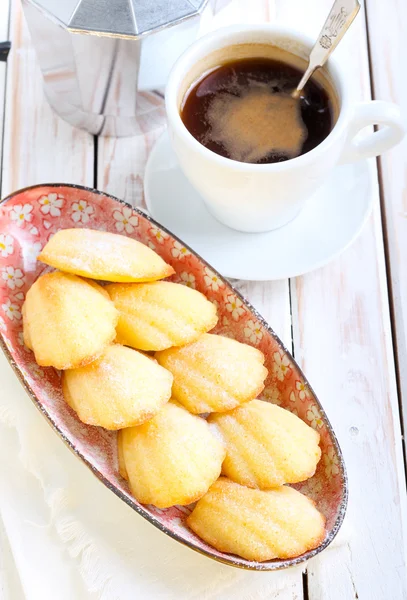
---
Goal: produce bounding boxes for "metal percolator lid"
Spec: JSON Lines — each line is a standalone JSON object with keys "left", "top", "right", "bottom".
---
{"left": 29, "top": 0, "right": 208, "bottom": 38}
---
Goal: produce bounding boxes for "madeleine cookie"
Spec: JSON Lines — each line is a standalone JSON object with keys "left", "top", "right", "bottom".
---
{"left": 187, "top": 478, "right": 326, "bottom": 561}
{"left": 156, "top": 334, "right": 267, "bottom": 413}
{"left": 209, "top": 399, "right": 321, "bottom": 488}
{"left": 106, "top": 281, "right": 218, "bottom": 351}
{"left": 118, "top": 402, "right": 225, "bottom": 508}
{"left": 22, "top": 271, "right": 118, "bottom": 369}
{"left": 62, "top": 344, "right": 173, "bottom": 429}
{"left": 38, "top": 228, "right": 174, "bottom": 282}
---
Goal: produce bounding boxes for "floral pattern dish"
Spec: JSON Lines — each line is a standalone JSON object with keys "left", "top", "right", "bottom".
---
{"left": 0, "top": 184, "right": 347, "bottom": 570}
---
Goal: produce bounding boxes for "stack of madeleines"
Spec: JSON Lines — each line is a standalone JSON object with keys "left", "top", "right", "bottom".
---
{"left": 22, "top": 227, "right": 325, "bottom": 562}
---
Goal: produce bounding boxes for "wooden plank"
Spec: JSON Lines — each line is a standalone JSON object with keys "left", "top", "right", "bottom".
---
{"left": 1, "top": 1, "right": 93, "bottom": 196}
{"left": 0, "top": 0, "right": 10, "bottom": 194}
{"left": 271, "top": 1, "right": 407, "bottom": 598}
{"left": 305, "top": 542, "right": 358, "bottom": 600}
{"left": 365, "top": 0, "right": 407, "bottom": 441}
{"left": 97, "top": 2, "right": 301, "bottom": 597}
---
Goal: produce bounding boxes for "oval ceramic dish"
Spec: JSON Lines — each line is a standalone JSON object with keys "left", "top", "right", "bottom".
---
{"left": 0, "top": 184, "right": 347, "bottom": 570}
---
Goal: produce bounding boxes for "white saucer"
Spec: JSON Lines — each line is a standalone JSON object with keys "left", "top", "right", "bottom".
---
{"left": 144, "top": 132, "right": 374, "bottom": 280}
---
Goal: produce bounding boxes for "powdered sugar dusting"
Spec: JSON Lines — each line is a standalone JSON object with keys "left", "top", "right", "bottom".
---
{"left": 39, "top": 228, "right": 171, "bottom": 281}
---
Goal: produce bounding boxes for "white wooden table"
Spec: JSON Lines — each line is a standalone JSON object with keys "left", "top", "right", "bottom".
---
{"left": 1, "top": 1, "right": 407, "bottom": 598}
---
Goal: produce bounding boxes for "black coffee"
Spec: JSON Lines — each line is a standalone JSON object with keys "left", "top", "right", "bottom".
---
{"left": 181, "top": 57, "right": 334, "bottom": 164}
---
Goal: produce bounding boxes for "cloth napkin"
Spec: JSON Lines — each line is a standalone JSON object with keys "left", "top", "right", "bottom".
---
{"left": 0, "top": 351, "right": 313, "bottom": 599}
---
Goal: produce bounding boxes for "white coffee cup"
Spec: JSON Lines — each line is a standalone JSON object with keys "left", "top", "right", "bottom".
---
{"left": 165, "top": 24, "right": 405, "bottom": 233}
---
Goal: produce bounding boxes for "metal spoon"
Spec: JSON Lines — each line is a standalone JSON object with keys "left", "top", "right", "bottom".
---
{"left": 292, "top": 0, "right": 360, "bottom": 98}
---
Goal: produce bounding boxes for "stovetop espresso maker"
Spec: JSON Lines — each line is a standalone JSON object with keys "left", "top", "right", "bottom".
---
{"left": 22, "top": 0, "right": 210, "bottom": 136}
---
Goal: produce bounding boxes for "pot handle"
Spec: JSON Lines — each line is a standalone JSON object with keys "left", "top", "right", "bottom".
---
{"left": 0, "top": 42, "right": 11, "bottom": 63}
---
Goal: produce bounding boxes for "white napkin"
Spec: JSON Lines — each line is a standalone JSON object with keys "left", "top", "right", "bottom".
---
{"left": 0, "top": 426, "right": 95, "bottom": 600}
{"left": 0, "top": 351, "right": 314, "bottom": 599}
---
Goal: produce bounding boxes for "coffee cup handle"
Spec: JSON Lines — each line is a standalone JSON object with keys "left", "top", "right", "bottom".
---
{"left": 340, "top": 100, "right": 405, "bottom": 164}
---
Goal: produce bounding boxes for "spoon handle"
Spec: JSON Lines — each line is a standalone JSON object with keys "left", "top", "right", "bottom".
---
{"left": 295, "top": 0, "right": 360, "bottom": 95}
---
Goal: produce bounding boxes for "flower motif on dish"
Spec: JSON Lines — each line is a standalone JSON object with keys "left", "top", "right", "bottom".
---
{"left": 171, "top": 241, "right": 190, "bottom": 260}
{"left": 296, "top": 380, "right": 311, "bottom": 402}
{"left": 0, "top": 234, "right": 13, "bottom": 258}
{"left": 244, "top": 320, "right": 263, "bottom": 344}
{"left": 262, "top": 386, "right": 282, "bottom": 405}
{"left": 306, "top": 405, "right": 324, "bottom": 430}
{"left": 149, "top": 226, "right": 169, "bottom": 244}
{"left": 10, "top": 204, "right": 33, "bottom": 227}
{"left": 113, "top": 206, "right": 139, "bottom": 234}
{"left": 323, "top": 446, "right": 340, "bottom": 478}
{"left": 203, "top": 267, "right": 224, "bottom": 292}
{"left": 25, "top": 241, "right": 42, "bottom": 265}
{"left": 71, "top": 200, "right": 94, "bottom": 224}
{"left": 180, "top": 272, "right": 196, "bottom": 289}
{"left": 1, "top": 266, "right": 25, "bottom": 290}
{"left": 39, "top": 193, "right": 64, "bottom": 217}
{"left": 2, "top": 298, "right": 21, "bottom": 321}
{"left": 272, "top": 351, "right": 291, "bottom": 381}
{"left": 225, "top": 294, "right": 246, "bottom": 321}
